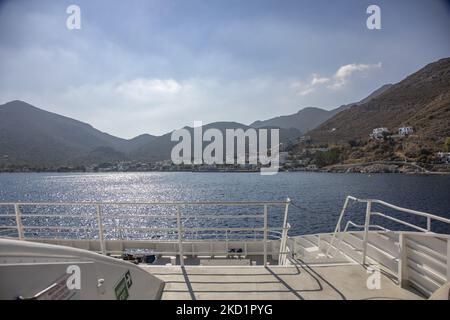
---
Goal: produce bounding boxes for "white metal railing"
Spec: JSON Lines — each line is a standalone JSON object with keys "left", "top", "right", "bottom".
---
{"left": 0, "top": 199, "right": 291, "bottom": 266}
{"left": 278, "top": 223, "right": 291, "bottom": 265}
{"left": 326, "top": 196, "right": 450, "bottom": 264}
{"left": 330, "top": 221, "right": 389, "bottom": 257}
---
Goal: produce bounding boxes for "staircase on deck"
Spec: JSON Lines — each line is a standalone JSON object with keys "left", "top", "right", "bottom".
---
{"left": 293, "top": 231, "right": 401, "bottom": 268}
{"left": 292, "top": 230, "right": 449, "bottom": 298}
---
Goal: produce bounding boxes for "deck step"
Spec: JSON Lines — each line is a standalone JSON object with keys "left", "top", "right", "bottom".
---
{"left": 319, "top": 234, "right": 363, "bottom": 264}
{"left": 295, "top": 236, "right": 318, "bottom": 249}
{"left": 303, "top": 234, "right": 320, "bottom": 246}
{"left": 294, "top": 231, "right": 442, "bottom": 278}
{"left": 349, "top": 231, "right": 400, "bottom": 258}
{"left": 320, "top": 232, "right": 399, "bottom": 273}
{"left": 368, "top": 232, "right": 400, "bottom": 258}
{"left": 293, "top": 235, "right": 352, "bottom": 265}
{"left": 349, "top": 232, "right": 399, "bottom": 273}
{"left": 294, "top": 236, "right": 320, "bottom": 257}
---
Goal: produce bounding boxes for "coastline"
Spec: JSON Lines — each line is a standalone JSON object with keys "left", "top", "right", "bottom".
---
{"left": 323, "top": 161, "right": 450, "bottom": 175}
{"left": 1, "top": 160, "right": 449, "bottom": 175}
{"left": 1, "top": 168, "right": 449, "bottom": 175}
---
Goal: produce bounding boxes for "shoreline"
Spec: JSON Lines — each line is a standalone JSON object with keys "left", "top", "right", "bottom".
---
{"left": 0, "top": 169, "right": 449, "bottom": 175}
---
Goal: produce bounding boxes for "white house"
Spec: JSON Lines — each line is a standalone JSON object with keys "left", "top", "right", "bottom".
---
{"left": 437, "top": 152, "right": 450, "bottom": 164}
{"left": 398, "top": 126, "right": 414, "bottom": 136}
{"left": 279, "top": 152, "right": 289, "bottom": 165}
{"left": 370, "top": 127, "right": 389, "bottom": 139}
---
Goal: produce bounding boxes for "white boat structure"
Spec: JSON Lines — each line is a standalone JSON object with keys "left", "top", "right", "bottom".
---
{"left": 0, "top": 196, "right": 449, "bottom": 300}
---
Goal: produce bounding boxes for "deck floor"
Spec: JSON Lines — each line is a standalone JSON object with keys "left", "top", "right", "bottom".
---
{"left": 143, "top": 263, "right": 424, "bottom": 300}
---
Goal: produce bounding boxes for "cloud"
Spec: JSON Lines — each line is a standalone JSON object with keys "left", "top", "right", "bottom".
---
{"left": 329, "top": 62, "right": 382, "bottom": 89}
{"left": 298, "top": 87, "right": 315, "bottom": 96}
{"left": 292, "top": 62, "right": 382, "bottom": 95}
{"left": 25, "top": 76, "right": 307, "bottom": 137}
{"left": 335, "top": 63, "right": 380, "bottom": 79}
{"left": 311, "top": 75, "right": 330, "bottom": 85}
{"left": 116, "top": 78, "right": 186, "bottom": 101}
{"left": 0, "top": 1, "right": 405, "bottom": 138}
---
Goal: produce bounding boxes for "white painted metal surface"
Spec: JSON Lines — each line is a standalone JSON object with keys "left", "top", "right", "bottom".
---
{"left": 1, "top": 196, "right": 450, "bottom": 299}
{"left": 0, "top": 238, "right": 164, "bottom": 300}
{"left": 0, "top": 199, "right": 291, "bottom": 267}
{"left": 327, "top": 196, "right": 450, "bottom": 260}
{"left": 293, "top": 195, "right": 450, "bottom": 298}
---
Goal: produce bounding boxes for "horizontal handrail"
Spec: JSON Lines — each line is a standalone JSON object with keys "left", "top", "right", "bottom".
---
{"left": 370, "top": 212, "right": 428, "bottom": 233}
{"left": 0, "top": 200, "right": 288, "bottom": 206}
{"left": 3, "top": 226, "right": 284, "bottom": 232}
{"left": 0, "top": 213, "right": 266, "bottom": 219}
{"left": 347, "top": 198, "right": 450, "bottom": 225}
{"left": 338, "top": 195, "right": 450, "bottom": 231}
{"left": 0, "top": 228, "right": 285, "bottom": 236}
{"left": 344, "top": 220, "right": 390, "bottom": 232}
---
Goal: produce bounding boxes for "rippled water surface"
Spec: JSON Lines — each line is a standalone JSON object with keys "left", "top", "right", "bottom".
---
{"left": 0, "top": 172, "right": 449, "bottom": 237}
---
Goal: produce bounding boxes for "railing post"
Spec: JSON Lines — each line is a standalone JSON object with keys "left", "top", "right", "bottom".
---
{"left": 263, "top": 205, "right": 268, "bottom": 267}
{"left": 279, "top": 224, "right": 290, "bottom": 266}
{"left": 278, "top": 229, "right": 283, "bottom": 266}
{"left": 14, "top": 204, "right": 24, "bottom": 240}
{"left": 326, "top": 196, "right": 351, "bottom": 257}
{"left": 282, "top": 198, "right": 290, "bottom": 232}
{"left": 398, "top": 233, "right": 408, "bottom": 287}
{"left": 96, "top": 205, "right": 106, "bottom": 254}
{"left": 362, "top": 201, "right": 372, "bottom": 265}
{"left": 279, "top": 198, "right": 291, "bottom": 266}
{"left": 176, "top": 205, "right": 184, "bottom": 266}
{"left": 225, "top": 229, "right": 228, "bottom": 256}
{"left": 427, "top": 217, "right": 431, "bottom": 232}
{"left": 447, "top": 238, "right": 450, "bottom": 282}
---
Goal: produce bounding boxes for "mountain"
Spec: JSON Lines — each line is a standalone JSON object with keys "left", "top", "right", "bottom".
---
{"left": 0, "top": 101, "right": 301, "bottom": 166}
{"left": 251, "top": 107, "right": 336, "bottom": 133}
{"left": 123, "top": 134, "right": 157, "bottom": 153}
{"left": 0, "top": 100, "right": 153, "bottom": 166}
{"left": 2, "top": 55, "right": 447, "bottom": 169}
{"left": 250, "top": 84, "right": 392, "bottom": 132}
{"left": 308, "top": 57, "right": 450, "bottom": 146}
{"left": 357, "top": 84, "right": 393, "bottom": 104}
{"left": 131, "top": 122, "right": 302, "bottom": 161}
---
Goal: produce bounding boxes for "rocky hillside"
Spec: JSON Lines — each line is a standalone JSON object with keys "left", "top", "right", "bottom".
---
{"left": 288, "top": 57, "right": 450, "bottom": 170}
{"left": 308, "top": 57, "right": 450, "bottom": 151}
{"left": 251, "top": 107, "right": 337, "bottom": 132}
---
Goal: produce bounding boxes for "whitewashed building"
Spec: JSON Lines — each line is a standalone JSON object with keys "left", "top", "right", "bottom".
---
{"left": 437, "top": 152, "right": 450, "bottom": 163}
{"left": 370, "top": 127, "right": 389, "bottom": 139}
{"left": 398, "top": 126, "right": 414, "bottom": 136}
{"left": 279, "top": 152, "right": 289, "bottom": 165}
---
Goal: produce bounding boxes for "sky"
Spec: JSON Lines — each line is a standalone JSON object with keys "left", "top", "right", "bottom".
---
{"left": 0, "top": 0, "right": 449, "bottom": 138}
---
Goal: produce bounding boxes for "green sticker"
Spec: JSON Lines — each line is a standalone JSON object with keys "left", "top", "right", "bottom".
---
{"left": 114, "top": 277, "right": 129, "bottom": 300}
{"left": 114, "top": 270, "right": 133, "bottom": 300}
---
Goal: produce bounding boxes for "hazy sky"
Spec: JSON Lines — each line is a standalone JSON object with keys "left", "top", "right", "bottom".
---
{"left": 0, "top": 0, "right": 449, "bottom": 138}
